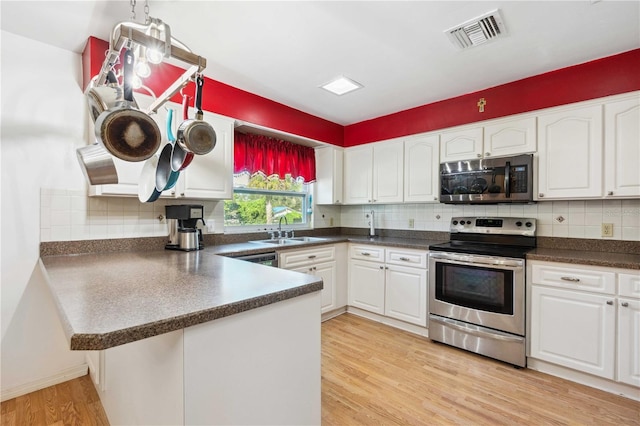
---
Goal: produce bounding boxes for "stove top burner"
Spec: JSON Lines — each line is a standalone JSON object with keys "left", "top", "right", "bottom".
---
{"left": 428, "top": 241, "right": 534, "bottom": 259}
{"left": 431, "top": 216, "right": 537, "bottom": 259}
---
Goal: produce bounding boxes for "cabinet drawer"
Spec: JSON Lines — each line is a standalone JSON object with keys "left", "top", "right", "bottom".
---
{"left": 385, "top": 248, "right": 427, "bottom": 268}
{"left": 350, "top": 245, "right": 385, "bottom": 262}
{"left": 531, "top": 263, "right": 615, "bottom": 294}
{"left": 279, "top": 246, "right": 335, "bottom": 268}
{"left": 619, "top": 273, "right": 640, "bottom": 299}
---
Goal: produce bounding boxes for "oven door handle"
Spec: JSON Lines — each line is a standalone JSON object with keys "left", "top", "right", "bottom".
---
{"left": 429, "top": 252, "right": 524, "bottom": 268}
{"left": 430, "top": 316, "right": 524, "bottom": 343}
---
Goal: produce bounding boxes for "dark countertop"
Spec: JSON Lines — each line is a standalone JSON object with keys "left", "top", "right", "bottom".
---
{"left": 527, "top": 248, "right": 640, "bottom": 270}
{"left": 41, "top": 250, "right": 322, "bottom": 350}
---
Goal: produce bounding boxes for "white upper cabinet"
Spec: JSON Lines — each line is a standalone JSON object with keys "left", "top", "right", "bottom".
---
{"left": 172, "top": 111, "right": 234, "bottom": 200}
{"left": 440, "top": 115, "right": 536, "bottom": 163}
{"left": 344, "top": 140, "right": 403, "bottom": 204}
{"left": 483, "top": 116, "right": 536, "bottom": 158}
{"left": 404, "top": 134, "right": 440, "bottom": 203}
{"left": 343, "top": 145, "right": 373, "bottom": 204}
{"left": 536, "top": 104, "right": 603, "bottom": 200}
{"left": 604, "top": 94, "right": 640, "bottom": 198}
{"left": 315, "top": 146, "right": 344, "bottom": 205}
{"left": 372, "top": 140, "right": 404, "bottom": 203}
{"left": 440, "top": 126, "right": 483, "bottom": 162}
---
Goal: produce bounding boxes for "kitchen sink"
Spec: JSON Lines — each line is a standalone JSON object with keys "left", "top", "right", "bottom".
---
{"left": 249, "top": 236, "right": 328, "bottom": 245}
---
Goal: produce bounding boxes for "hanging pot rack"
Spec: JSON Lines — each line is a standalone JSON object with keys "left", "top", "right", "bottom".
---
{"left": 94, "top": 18, "right": 207, "bottom": 115}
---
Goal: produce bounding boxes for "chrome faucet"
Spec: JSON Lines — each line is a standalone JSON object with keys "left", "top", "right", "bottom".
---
{"left": 278, "top": 217, "right": 288, "bottom": 238}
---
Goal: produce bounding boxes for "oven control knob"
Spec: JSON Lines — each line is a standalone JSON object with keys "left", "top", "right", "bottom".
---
{"left": 466, "top": 220, "right": 472, "bottom": 225}
{"left": 516, "top": 221, "right": 523, "bottom": 227}
{"left": 452, "top": 220, "right": 459, "bottom": 225}
{"left": 525, "top": 222, "right": 533, "bottom": 227}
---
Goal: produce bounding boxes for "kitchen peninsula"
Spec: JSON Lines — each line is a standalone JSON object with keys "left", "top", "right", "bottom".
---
{"left": 40, "top": 250, "right": 322, "bottom": 425}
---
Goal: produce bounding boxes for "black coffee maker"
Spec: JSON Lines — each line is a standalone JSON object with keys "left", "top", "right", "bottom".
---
{"left": 165, "top": 205, "right": 205, "bottom": 251}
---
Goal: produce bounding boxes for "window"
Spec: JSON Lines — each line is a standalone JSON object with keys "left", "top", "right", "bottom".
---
{"left": 224, "top": 173, "right": 310, "bottom": 228}
{"left": 224, "top": 131, "right": 316, "bottom": 231}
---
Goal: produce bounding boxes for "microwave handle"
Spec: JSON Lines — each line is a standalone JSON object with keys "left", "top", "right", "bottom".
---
{"left": 504, "top": 161, "right": 511, "bottom": 198}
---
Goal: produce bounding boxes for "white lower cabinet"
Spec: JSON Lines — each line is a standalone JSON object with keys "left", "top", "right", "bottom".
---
{"left": 348, "top": 244, "right": 428, "bottom": 326}
{"left": 279, "top": 243, "right": 347, "bottom": 314}
{"left": 529, "top": 261, "right": 640, "bottom": 389}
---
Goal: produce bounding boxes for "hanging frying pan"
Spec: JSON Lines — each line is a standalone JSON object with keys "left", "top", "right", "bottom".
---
{"left": 86, "top": 71, "right": 138, "bottom": 123}
{"left": 94, "top": 48, "right": 161, "bottom": 162}
{"left": 170, "top": 93, "right": 195, "bottom": 171}
{"left": 138, "top": 155, "right": 161, "bottom": 203}
{"left": 155, "top": 109, "right": 181, "bottom": 192}
{"left": 176, "top": 75, "right": 216, "bottom": 155}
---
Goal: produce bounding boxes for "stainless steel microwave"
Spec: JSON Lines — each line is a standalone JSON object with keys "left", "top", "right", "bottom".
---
{"left": 439, "top": 154, "right": 534, "bottom": 204}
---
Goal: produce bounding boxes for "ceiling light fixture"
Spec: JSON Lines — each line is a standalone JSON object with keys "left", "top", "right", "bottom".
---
{"left": 320, "top": 76, "right": 363, "bottom": 96}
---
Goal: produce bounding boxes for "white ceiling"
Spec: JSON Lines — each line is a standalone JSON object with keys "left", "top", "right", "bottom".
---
{"left": 2, "top": 1, "right": 639, "bottom": 126}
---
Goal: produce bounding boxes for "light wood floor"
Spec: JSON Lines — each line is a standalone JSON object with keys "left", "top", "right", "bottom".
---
{"left": 0, "top": 374, "right": 108, "bottom": 425}
{"left": 322, "top": 314, "right": 640, "bottom": 425}
{"left": 2, "top": 313, "right": 639, "bottom": 425}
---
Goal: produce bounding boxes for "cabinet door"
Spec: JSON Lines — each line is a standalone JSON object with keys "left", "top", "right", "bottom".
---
{"left": 315, "top": 146, "right": 344, "bottom": 204}
{"left": 348, "top": 259, "right": 385, "bottom": 314}
{"left": 315, "top": 261, "right": 337, "bottom": 313}
{"left": 483, "top": 116, "right": 536, "bottom": 158}
{"left": 617, "top": 297, "right": 640, "bottom": 387}
{"left": 385, "top": 265, "right": 427, "bottom": 326}
{"left": 404, "top": 135, "right": 440, "bottom": 202}
{"left": 440, "top": 126, "right": 483, "bottom": 162}
{"left": 604, "top": 96, "right": 640, "bottom": 198}
{"left": 372, "top": 140, "right": 403, "bottom": 203}
{"left": 537, "top": 105, "right": 603, "bottom": 199}
{"left": 530, "top": 285, "right": 615, "bottom": 379}
{"left": 343, "top": 145, "right": 373, "bottom": 204}
{"left": 176, "top": 113, "right": 234, "bottom": 199}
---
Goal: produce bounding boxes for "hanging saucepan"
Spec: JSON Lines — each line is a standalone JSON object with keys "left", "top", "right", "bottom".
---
{"left": 76, "top": 143, "right": 119, "bottom": 185}
{"left": 170, "top": 93, "right": 195, "bottom": 171}
{"left": 138, "top": 155, "right": 161, "bottom": 203}
{"left": 469, "top": 177, "right": 488, "bottom": 194}
{"left": 85, "top": 71, "right": 139, "bottom": 123}
{"left": 155, "top": 109, "right": 181, "bottom": 192}
{"left": 176, "top": 75, "right": 216, "bottom": 155}
{"left": 94, "top": 48, "right": 161, "bottom": 162}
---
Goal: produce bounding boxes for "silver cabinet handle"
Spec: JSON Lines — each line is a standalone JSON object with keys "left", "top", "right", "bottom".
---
{"left": 561, "top": 276, "right": 580, "bottom": 282}
{"left": 308, "top": 267, "right": 313, "bottom": 272}
{"left": 361, "top": 252, "right": 371, "bottom": 256}
{"left": 308, "top": 255, "right": 316, "bottom": 259}
{"left": 335, "top": 199, "right": 340, "bottom": 203}
{"left": 607, "top": 191, "right": 614, "bottom": 196}
{"left": 476, "top": 154, "right": 482, "bottom": 158}
{"left": 539, "top": 193, "right": 544, "bottom": 198}
{"left": 368, "top": 199, "right": 372, "bottom": 202}
{"left": 606, "top": 300, "right": 614, "bottom": 305}
{"left": 399, "top": 257, "right": 410, "bottom": 261}
{"left": 379, "top": 265, "right": 384, "bottom": 270}
{"left": 621, "top": 302, "right": 629, "bottom": 307}
{"left": 485, "top": 152, "right": 491, "bottom": 156}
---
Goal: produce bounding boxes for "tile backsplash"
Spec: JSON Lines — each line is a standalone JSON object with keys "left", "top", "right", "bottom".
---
{"left": 41, "top": 188, "right": 639, "bottom": 242}
{"left": 340, "top": 199, "right": 640, "bottom": 241}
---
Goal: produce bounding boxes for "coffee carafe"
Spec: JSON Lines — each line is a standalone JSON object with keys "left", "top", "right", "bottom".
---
{"left": 165, "top": 204, "right": 205, "bottom": 251}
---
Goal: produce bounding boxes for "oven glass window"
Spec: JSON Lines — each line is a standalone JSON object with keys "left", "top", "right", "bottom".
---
{"left": 435, "top": 263, "right": 514, "bottom": 314}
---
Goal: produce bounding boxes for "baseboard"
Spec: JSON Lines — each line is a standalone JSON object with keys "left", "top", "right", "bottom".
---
{"left": 527, "top": 358, "right": 640, "bottom": 401}
{"left": 0, "top": 364, "right": 88, "bottom": 402}
{"left": 346, "top": 307, "right": 429, "bottom": 337}
{"left": 321, "top": 306, "right": 347, "bottom": 322}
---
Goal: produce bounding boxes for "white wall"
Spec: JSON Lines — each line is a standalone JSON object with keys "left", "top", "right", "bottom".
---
{"left": 1, "top": 32, "right": 87, "bottom": 399}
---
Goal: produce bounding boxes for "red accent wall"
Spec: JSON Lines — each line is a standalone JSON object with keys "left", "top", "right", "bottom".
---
{"left": 81, "top": 37, "right": 344, "bottom": 146}
{"left": 82, "top": 37, "right": 640, "bottom": 149}
{"left": 344, "top": 49, "right": 640, "bottom": 146}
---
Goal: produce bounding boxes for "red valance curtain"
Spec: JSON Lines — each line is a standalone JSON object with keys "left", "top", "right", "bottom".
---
{"left": 234, "top": 132, "right": 316, "bottom": 182}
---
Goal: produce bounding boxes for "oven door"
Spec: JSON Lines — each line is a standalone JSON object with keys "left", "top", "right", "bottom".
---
{"left": 428, "top": 251, "right": 525, "bottom": 335}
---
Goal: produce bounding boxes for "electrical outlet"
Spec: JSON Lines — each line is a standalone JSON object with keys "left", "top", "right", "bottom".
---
{"left": 329, "top": 217, "right": 334, "bottom": 227}
{"left": 602, "top": 223, "right": 614, "bottom": 237}
{"left": 408, "top": 218, "right": 415, "bottom": 228}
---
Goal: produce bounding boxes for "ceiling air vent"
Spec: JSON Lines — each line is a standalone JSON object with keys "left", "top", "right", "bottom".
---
{"left": 445, "top": 9, "right": 507, "bottom": 50}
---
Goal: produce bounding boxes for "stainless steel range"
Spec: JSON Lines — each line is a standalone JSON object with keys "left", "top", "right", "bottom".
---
{"left": 428, "top": 217, "right": 536, "bottom": 367}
